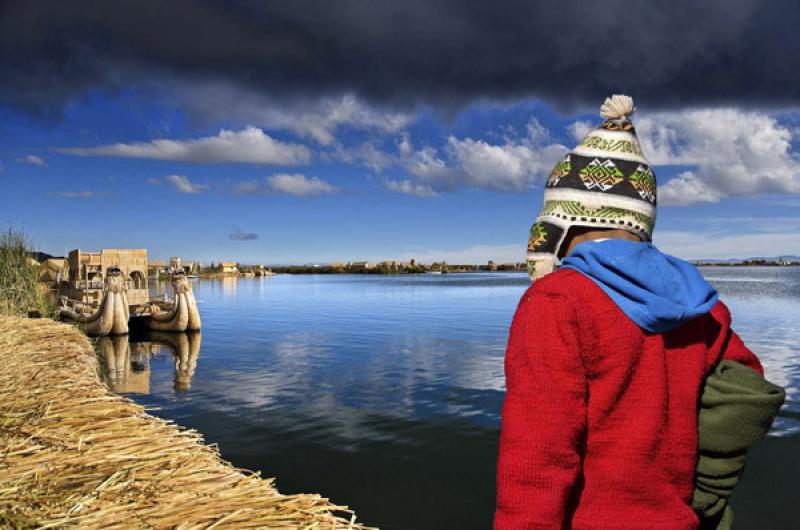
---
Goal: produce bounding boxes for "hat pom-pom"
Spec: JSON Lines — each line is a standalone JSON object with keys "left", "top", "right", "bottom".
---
{"left": 600, "top": 94, "right": 635, "bottom": 121}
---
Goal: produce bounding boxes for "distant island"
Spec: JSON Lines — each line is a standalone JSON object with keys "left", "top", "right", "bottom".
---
{"left": 692, "top": 256, "right": 800, "bottom": 267}
{"left": 247, "top": 260, "right": 527, "bottom": 275}
{"left": 26, "top": 246, "right": 529, "bottom": 280}
{"left": 28, "top": 246, "right": 800, "bottom": 283}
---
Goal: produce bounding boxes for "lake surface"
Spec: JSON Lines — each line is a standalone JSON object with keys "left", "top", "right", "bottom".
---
{"left": 97, "top": 267, "right": 800, "bottom": 530}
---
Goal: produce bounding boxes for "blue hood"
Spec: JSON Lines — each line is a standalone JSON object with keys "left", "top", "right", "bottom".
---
{"left": 561, "top": 239, "right": 718, "bottom": 333}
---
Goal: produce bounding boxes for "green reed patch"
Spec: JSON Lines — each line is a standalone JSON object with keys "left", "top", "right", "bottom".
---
{"left": 0, "top": 228, "right": 53, "bottom": 318}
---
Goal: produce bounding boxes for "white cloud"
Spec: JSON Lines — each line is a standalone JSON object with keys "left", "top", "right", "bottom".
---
{"left": 338, "top": 105, "right": 800, "bottom": 202}
{"left": 567, "top": 120, "right": 593, "bottom": 142}
{"left": 384, "top": 120, "right": 567, "bottom": 194}
{"left": 655, "top": 171, "right": 724, "bottom": 206}
{"left": 397, "top": 134, "right": 455, "bottom": 184}
{"left": 267, "top": 173, "right": 337, "bottom": 196}
{"left": 58, "top": 127, "right": 311, "bottom": 165}
{"left": 634, "top": 108, "right": 800, "bottom": 206}
{"left": 232, "top": 173, "right": 338, "bottom": 196}
{"left": 179, "top": 85, "right": 413, "bottom": 145}
{"left": 385, "top": 179, "right": 438, "bottom": 197}
{"left": 332, "top": 142, "right": 394, "bottom": 172}
{"left": 146, "top": 177, "right": 162, "bottom": 186}
{"left": 164, "top": 174, "right": 208, "bottom": 194}
{"left": 19, "top": 154, "right": 46, "bottom": 166}
{"left": 397, "top": 244, "right": 525, "bottom": 265}
{"left": 446, "top": 134, "right": 566, "bottom": 191}
{"left": 447, "top": 138, "right": 527, "bottom": 189}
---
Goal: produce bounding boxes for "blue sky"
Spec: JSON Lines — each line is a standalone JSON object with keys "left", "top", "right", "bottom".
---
{"left": 3, "top": 2, "right": 800, "bottom": 265}
{"left": 2, "top": 91, "right": 800, "bottom": 264}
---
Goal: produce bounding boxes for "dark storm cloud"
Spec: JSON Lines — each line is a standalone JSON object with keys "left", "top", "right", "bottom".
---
{"left": 2, "top": 0, "right": 798, "bottom": 115}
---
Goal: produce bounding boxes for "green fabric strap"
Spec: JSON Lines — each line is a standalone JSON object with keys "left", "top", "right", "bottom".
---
{"left": 692, "top": 360, "right": 785, "bottom": 529}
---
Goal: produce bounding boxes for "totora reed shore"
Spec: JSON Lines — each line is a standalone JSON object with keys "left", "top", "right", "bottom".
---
{"left": 0, "top": 316, "right": 373, "bottom": 529}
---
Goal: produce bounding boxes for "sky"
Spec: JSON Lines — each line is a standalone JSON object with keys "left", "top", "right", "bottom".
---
{"left": 2, "top": 1, "right": 800, "bottom": 264}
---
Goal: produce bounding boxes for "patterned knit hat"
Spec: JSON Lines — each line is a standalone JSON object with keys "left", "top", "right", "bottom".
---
{"left": 527, "top": 95, "right": 657, "bottom": 280}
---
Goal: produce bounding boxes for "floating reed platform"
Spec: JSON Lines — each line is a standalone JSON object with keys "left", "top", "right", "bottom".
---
{"left": 0, "top": 316, "right": 372, "bottom": 529}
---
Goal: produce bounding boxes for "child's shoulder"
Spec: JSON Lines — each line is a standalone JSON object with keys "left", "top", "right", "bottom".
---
{"left": 531, "top": 268, "right": 590, "bottom": 294}
{"left": 520, "top": 268, "right": 590, "bottom": 304}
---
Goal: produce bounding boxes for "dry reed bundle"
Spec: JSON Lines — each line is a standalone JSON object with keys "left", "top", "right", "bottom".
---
{"left": 0, "top": 316, "right": 374, "bottom": 529}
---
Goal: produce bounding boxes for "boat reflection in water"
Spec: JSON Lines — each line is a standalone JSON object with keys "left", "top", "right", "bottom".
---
{"left": 96, "top": 331, "right": 201, "bottom": 394}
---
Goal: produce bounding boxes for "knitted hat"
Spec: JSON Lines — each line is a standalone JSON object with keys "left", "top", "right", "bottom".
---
{"left": 526, "top": 95, "right": 657, "bottom": 280}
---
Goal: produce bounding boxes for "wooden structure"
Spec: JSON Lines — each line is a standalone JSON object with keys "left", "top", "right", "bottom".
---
{"left": 62, "top": 248, "right": 149, "bottom": 305}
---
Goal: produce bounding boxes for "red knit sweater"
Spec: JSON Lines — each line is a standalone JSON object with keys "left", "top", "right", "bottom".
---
{"left": 495, "top": 269, "right": 763, "bottom": 530}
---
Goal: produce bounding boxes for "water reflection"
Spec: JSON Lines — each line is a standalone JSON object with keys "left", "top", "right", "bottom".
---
{"left": 96, "top": 331, "right": 201, "bottom": 394}
{"left": 97, "top": 335, "right": 154, "bottom": 394}
{"left": 165, "top": 331, "right": 201, "bottom": 392}
{"left": 221, "top": 276, "right": 237, "bottom": 296}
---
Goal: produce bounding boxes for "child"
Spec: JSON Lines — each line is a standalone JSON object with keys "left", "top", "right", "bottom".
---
{"left": 495, "top": 96, "right": 764, "bottom": 529}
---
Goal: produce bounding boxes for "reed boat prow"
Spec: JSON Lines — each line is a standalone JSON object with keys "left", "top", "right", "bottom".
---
{"left": 144, "top": 271, "right": 202, "bottom": 332}
{"left": 59, "top": 266, "right": 130, "bottom": 336}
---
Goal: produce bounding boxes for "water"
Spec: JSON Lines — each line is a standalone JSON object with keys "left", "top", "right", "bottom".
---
{"left": 97, "top": 268, "right": 800, "bottom": 529}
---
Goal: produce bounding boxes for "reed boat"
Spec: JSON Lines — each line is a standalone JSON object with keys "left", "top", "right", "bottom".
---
{"left": 59, "top": 267, "right": 130, "bottom": 336}
{"left": 60, "top": 266, "right": 201, "bottom": 337}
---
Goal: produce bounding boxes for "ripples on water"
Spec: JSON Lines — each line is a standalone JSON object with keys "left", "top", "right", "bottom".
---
{"left": 95, "top": 268, "right": 800, "bottom": 530}
{"left": 701, "top": 267, "right": 800, "bottom": 437}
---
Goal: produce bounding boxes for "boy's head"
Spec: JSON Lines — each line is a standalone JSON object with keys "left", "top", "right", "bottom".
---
{"left": 527, "top": 94, "right": 657, "bottom": 280}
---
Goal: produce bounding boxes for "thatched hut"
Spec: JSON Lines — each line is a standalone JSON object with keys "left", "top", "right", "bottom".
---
{"left": 218, "top": 261, "right": 239, "bottom": 275}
